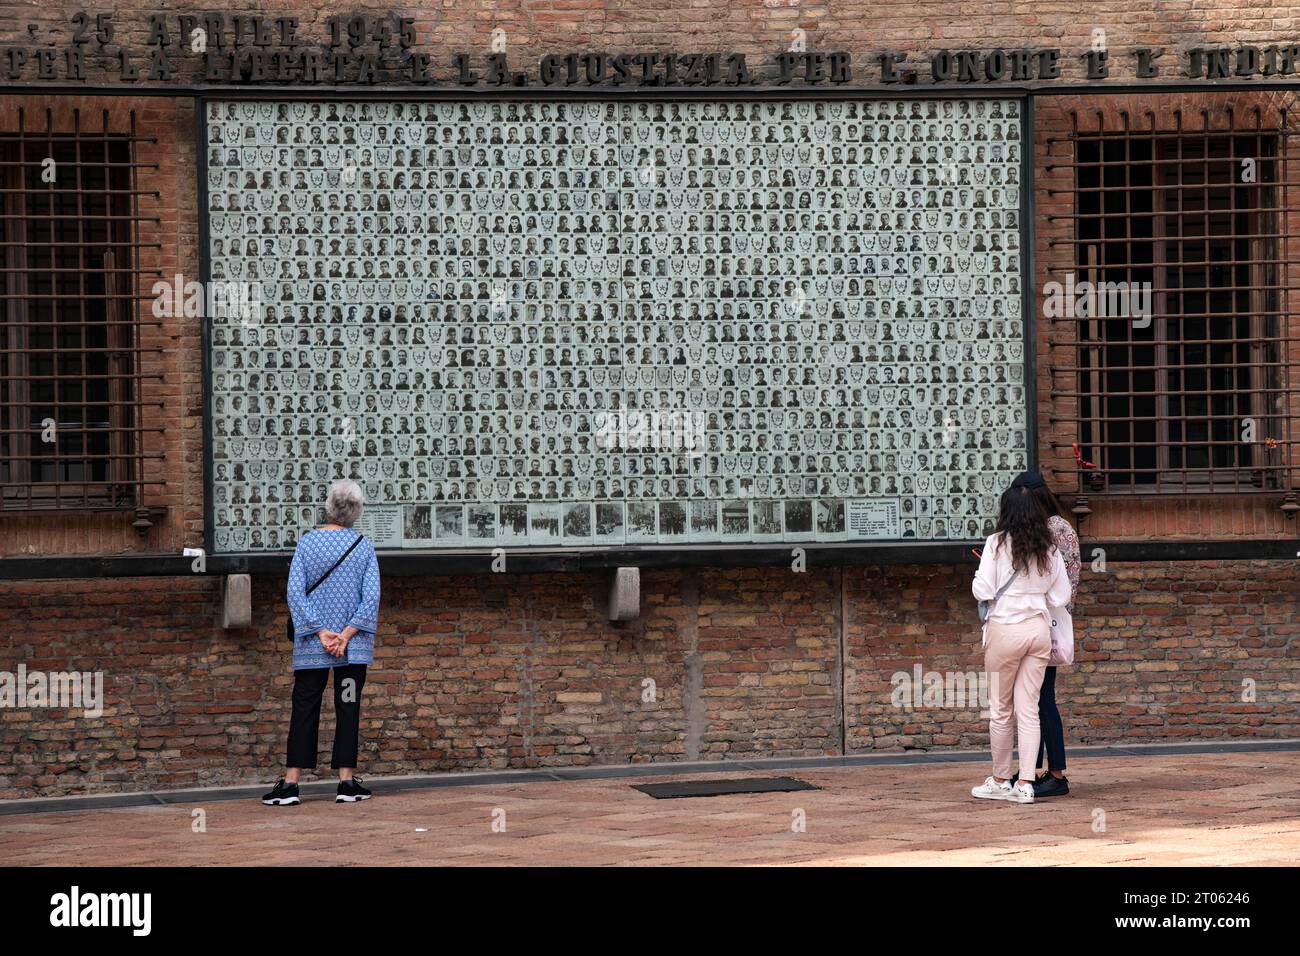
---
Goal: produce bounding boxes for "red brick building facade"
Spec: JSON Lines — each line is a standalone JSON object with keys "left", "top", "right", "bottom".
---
{"left": 2, "top": 2, "right": 1299, "bottom": 797}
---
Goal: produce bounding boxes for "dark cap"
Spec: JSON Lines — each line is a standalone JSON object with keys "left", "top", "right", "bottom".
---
{"left": 1011, "top": 470, "right": 1047, "bottom": 490}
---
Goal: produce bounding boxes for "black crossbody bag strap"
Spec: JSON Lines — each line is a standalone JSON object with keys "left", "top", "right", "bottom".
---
{"left": 287, "top": 532, "right": 364, "bottom": 641}
{"left": 306, "top": 533, "right": 363, "bottom": 595}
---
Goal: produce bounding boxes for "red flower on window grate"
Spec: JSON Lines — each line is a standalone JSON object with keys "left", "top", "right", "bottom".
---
{"left": 1071, "top": 442, "right": 1097, "bottom": 469}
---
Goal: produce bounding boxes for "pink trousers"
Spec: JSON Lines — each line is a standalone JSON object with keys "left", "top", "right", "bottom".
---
{"left": 984, "top": 616, "right": 1052, "bottom": 783}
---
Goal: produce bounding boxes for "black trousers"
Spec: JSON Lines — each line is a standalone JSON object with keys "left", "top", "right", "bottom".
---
{"left": 1035, "top": 665, "right": 1068, "bottom": 772}
{"left": 285, "top": 664, "right": 367, "bottom": 770}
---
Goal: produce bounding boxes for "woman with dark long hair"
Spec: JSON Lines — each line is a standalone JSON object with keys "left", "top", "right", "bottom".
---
{"left": 1013, "top": 471, "right": 1080, "bottom": 798}
{"left": 970, "top": 480, "right": 1072, "bottom": 804}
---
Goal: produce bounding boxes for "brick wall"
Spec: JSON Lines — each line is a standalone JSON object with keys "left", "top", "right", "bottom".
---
{"left": 1, "top": 1, "right": 1294, "bottom": 85}
{"left": 3, "top": 3, "right": 1300, "bottom": 797}
{"left": 2, "top": 560, "right": 1296, "bottom": 797}
{"left": 843, "top": 561, "right": 1300, "bottom": 752}
{"left": 3, "top": 6, "right": 1299, "bottom": 555}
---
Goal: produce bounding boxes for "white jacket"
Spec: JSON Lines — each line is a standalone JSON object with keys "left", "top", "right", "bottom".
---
{"left": 972, "top": 532, "right": 1072, "bottom": 645}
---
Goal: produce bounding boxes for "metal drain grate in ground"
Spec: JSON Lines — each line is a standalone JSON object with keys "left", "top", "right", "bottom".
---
{"left": 631, "top": 776, "right": 819, "bottom": 799}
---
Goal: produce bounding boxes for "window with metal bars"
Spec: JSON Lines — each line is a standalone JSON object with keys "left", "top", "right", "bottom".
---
{"left": 0, "top": 108, "right": 159, "bottom": 512}
{"left": 1062, "top": 109, "right": 1294, "bottom": 496}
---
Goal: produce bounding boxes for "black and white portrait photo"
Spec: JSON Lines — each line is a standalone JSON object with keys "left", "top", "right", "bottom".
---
{"left": 205, "top": 98, "right": 1028, "bottom": 552}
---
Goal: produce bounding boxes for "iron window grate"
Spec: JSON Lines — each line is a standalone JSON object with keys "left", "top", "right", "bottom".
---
{"left": 0, "top": 107, "right": 166, "bottom": 512}
{"left": 1046, "top": 105, "right": 1299, "bottom": 496}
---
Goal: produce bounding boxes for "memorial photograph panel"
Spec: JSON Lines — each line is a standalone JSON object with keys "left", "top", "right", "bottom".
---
{"left": 205, "top": 97, "right": 1028, "bottom": 553}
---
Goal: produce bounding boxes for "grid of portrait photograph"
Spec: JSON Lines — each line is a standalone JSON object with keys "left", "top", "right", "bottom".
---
{"left": 205, "top": 98, "right": 1028, "bottom": 553}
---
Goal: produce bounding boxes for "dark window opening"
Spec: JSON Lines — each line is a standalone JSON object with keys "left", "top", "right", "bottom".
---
{"left": 1, "top": 120, "right": 145, "bottom": 511}
{"left": 1072, "top": 124, "right": 1285, "bottom": 494}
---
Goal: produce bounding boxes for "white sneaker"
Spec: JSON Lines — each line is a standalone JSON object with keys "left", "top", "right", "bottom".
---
{"left": 1006, "top": 780, "right": 1035, "bottom": 804}
{"left": 971, "top": 776, "right": 1014, "bottom": 801}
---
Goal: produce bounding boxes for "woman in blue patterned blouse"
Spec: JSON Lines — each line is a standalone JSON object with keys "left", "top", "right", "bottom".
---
{"left": 263, "top": 479, "right": 381, "bottom": 806}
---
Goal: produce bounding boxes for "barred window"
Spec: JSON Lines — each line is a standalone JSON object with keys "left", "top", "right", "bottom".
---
{"left": 0, "top": 108, "right": 160, "bottom": 512}
{"left": 1054, "top": 106, "right": 1295, "bottom": 495}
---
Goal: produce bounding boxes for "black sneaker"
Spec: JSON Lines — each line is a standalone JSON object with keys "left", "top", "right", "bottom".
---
{"left": 1033, "top": 774, "right": 1070, "bottom": 798}
{"left": 262, "top": 778, "right": 300, "bottom": 806}
{"left": 336, "top": 778, "right": 372, "bottom": 803}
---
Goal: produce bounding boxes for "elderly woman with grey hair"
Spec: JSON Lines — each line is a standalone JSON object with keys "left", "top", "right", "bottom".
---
{"left": 263, "top": 479, "right": 381, "bottom": 806}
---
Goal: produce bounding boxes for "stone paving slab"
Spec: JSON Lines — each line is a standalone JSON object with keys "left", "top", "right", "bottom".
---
{"left": 2, "top": 751, "right": 1297, "bottom": 866}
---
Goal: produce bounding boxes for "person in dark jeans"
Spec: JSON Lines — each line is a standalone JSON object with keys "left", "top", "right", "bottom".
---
{"left": 263, "top": 479, "right": 381, "bottom": 806}
{"left": 1013, "top": 472, "right": 1079, "bottom": 798}
{"left": 1035, "top": 665, "right": 1067, "bottom": 790}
